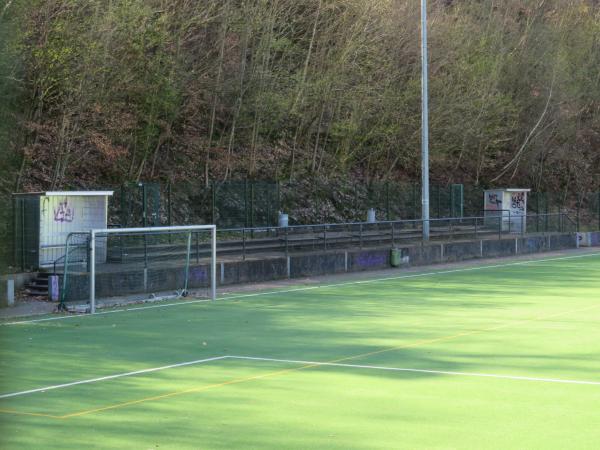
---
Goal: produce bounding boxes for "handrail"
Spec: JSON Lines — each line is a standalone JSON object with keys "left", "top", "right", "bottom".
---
{"left": 52, "top": 240, "right": 88, "bottom": 274}
{"left": 66, "top": 213, "right": 572, "bottom": 267}
{"left": 53, "top": 253, "right": 66, "bottom": 275}
{"left": 561, "top": 213, "right": 578, "bottom": 231}
{"left": 216, "top": 212, "right": 569, "bottom": 235}
{"left": 57, "top": 232, "right": 90, "bottom": 307}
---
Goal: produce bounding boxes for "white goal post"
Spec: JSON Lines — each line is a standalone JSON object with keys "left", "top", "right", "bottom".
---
{"left": 89, "top": 225, "right": 217, "bottom": 313}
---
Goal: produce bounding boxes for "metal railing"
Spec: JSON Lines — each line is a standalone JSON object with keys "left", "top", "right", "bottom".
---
{"left": 50, "top": 212, "right": 576, "bottom": 273}
{"left": 216, "top": 212, "right": 575, "bottom": 260}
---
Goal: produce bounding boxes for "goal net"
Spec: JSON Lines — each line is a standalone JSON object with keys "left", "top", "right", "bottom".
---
{"left": 60, "top": 225, "right": 216, "bottom": 313}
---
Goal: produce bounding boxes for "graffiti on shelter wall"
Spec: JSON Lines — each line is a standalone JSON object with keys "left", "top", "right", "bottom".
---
{"left": 486, "top": 192, "right": 502, "bottom": 210}
{"left": 54, "top": 199, "right": 75, "bottom": 223}
{"left": 511, "top": 192, "right": 525, "bottom": 215}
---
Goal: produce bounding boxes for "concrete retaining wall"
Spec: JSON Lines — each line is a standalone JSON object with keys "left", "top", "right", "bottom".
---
{"left": 483, "top": 239, "right": 516, "bottom": 257}
{"left": 518, "top": 235, "right": 548, "bottom": 254}
{"left": 348, "top": 250, "right": 390, "bottom": 272}
{"left": 443, "top": 241, "right": 482, "bottom": 262}
{"left": 222, "top": 258, "right": 287, "bottom": 285}
{"left": 290, "top": 253, "right": 346, "bottom": 278}
{"left": 59, "top": 232, "right": 582, "bottom": 303}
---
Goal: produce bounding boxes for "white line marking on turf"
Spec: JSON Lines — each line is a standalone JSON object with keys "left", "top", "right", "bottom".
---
{"left": 0, "top": 356, "right": 228, "bottom": 400}
{"left": 3, "top": 251, "right": 599, "bottom": 326}
{"left": 4, "top": 350, "right": 600, "bottom": 401}
{"left": 227, "top": 355, "right": 600, "bottom": 386}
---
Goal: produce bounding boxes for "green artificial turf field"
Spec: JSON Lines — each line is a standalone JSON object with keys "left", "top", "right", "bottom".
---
{"left": 1, "top": 252, "right": 600, "bottom": 449}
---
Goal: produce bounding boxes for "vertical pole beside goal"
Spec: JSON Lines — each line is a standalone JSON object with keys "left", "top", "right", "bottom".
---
{"left": 90, "top": 231, "right": 96, "bottom": 314}
{"left": 211, "top": 226, "right": 217, "bottom": 301}
{"left": 184, "top": 231, "right": 192, "bottom": 295}
{"left": 421, "top": 0, "right": 430, "bottom": 241}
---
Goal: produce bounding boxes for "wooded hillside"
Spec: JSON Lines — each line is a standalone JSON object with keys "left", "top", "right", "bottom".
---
{"left": 0, "top": 0, "right": 599, "bottom": 196}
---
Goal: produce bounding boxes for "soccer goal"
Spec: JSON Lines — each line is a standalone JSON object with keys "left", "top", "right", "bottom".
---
{"left": 61, "top": 225, "right": 217, "bottom": 313}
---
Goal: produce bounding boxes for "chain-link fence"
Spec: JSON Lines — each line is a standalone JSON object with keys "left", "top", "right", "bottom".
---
{"left": 530, "top": 191, "right": 600, "bottom": 232}
{"left": 161, "top": 181, "right": 279, "bottom": 228}
{"left": 12, "top": 195, "right": 40, "bottom": 272}
{"left": 279, "top": 180, "right": 473, "bottom": 225}
{"left": 108, "top": 182, "right": 162, "bottom": 228}
{"left": 0, "top": 194, "right": 14, "bottom": 274}
{"left": 107, "top": 183, "right": 600, "bottom": 233}
{"left": 576, "top": 192, "right": 600, "bottom": 231}
{"left": 5, "top": 183, "right": 598, "bottom": 276}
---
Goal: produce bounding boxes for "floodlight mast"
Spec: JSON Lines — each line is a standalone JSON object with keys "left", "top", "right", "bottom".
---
{"left": 421, "top": 0, "right": 430, "bottom": 241}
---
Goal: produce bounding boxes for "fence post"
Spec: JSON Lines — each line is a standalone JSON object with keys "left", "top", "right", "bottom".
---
{"left": 576, "top": 194, "right": 581, "bottom": 232}
{"left": 242, "top": 228, "right": 246, "bottom": 261}
{"left": 12, "top": 197, "right": 17, "bottom": 271}
{"left": 250, "top": 182, "right": 255, "bottom": 228}
{"left": 19, "top": 198, "right": 25, "bottom": 271}
{"left": 276, "top": 181, "right": 281, "bottom": 226}
{"left": 359, "top": 223, "right": 363, "bottom": 249}
{"left": 243, "top": 180, "right": 248, "bottom": 228}
{"left": 560, "top": 213, "right": 564, "bottom": 233}
{"left": 354, "top": 183, "right": 358, "bottom": 221}
{"left": 386, "top": 182, "right": 391, "bottom": 221}
{"left": 597, "top": 192, "right": 600, "bottom": 231}
{"left": 544, "top": 193, "right": 549, "bottom": 231}
{"left": 535, "top": 194, "right": 540, "bottom": 232}
{"left": 498, "top": 216, "right": 502, "bottom": 240}
{"left": 436, "top": 185, "right": 441, "bottom": 218}
{"left": 266, "top": 184, "right": 271, "bottom": 228}
{"left": 120, "top": 184, "right": 126, "bottom": 227}
{"left": 167, "top": 182, "right": 172, "bottom": 227}
{"left": 141, "top": 183, "right": 147, "bottom": 227}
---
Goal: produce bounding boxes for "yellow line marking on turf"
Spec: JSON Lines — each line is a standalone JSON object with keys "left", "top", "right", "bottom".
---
{"left": 57, "top": 365, "right": 309, "bottom": 419}
{"left": 0, "top": 408, "right": 61, "bottom": 419}
{"left": 53, "top": 301, "right": 600, "bottom": 420}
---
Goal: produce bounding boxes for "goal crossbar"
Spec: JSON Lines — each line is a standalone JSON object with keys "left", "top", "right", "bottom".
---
{"left": 89, "top": 225, "right": 217, "bottom": 313}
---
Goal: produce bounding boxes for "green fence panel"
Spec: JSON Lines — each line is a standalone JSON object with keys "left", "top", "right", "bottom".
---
{"left": 12, "top": 195, "right": 40, "bottom": 272}
{"left": 117, "top": 182, "right": 161, "bottom": 228}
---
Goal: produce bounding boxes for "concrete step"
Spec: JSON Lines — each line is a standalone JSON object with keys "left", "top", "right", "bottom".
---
{"left": 25, "top": 288, "right": 48, "bottom": 297}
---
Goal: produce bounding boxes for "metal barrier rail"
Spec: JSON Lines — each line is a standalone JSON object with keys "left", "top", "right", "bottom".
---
{"left": 217, "top": 213, "right": 576, "bottom": 260}
{"left": 51, "top": 213, "right": 576, "bottom": 272}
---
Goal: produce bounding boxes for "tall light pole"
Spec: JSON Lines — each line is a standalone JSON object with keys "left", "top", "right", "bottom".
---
{"left": 421, "top": 0, "right": 430, "bottom": 241}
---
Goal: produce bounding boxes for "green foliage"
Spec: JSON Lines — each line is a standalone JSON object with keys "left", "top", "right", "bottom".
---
{"left": 0, "top": 0, "right": 28, "bottom": 272}
{"left": 0, "top": 0, "right": 598, "bottom": 195}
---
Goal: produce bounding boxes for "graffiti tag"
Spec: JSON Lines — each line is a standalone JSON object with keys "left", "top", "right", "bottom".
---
{"left": 190, "top": 267, "right": 208, "bottom": 282}
{"left": 486, "top": 193, "right": 502, "bottom": 210}
{"left": 511, "top": 192, "right": 525, "bottom": 214}
{"left": 54, "top": 200, "right": 74, "bottom": 223}
{"left": 355, "top": 253, "right": 387, "bottom": 268}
